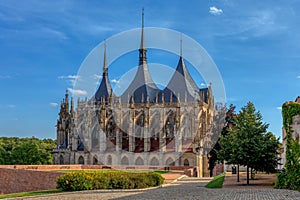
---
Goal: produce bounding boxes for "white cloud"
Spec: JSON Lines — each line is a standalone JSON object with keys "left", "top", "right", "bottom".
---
{"left": 58, "top": 75, "right": 80, "bottom": 86}
{"left": 209, "top": 6, "right": 223, "bottom": 15}
{"left": 111, "top": 79, "right": 119, "bottom": 83}
{"left": 297, "top": 75, "right": 300, "bottom": 78}
{"left": 200, "top": 83, "right": 207, "bottom": 87}
{"left": 93, "top": 74, "right": 102, "bottom": 79}
{"left": 276, "top": 107, "right": 282, "bottom": 110}
{"left": 49, "top": 102, "right": 58, "bottom": 107}
{"left": 213, "top": 9, "right": 286, "bottom": 40}
{"left": 58, "top": 75, "right": 80, "bottom": 79}
{"left": 68, "top": 88, "right": 87, "bottom": 96}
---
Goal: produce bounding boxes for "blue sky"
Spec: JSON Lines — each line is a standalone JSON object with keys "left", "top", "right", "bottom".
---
{"left": 0, "top": 0, "right": 299, "bottom": 140}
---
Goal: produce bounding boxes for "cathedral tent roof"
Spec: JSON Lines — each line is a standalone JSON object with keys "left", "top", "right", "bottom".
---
{"left": 95, "top": 41, "right": 114, "bottom": 102}
{"left": 120, "top": 8, "right": 160, "bottom": 103}
{"left": 159, "top": 56, "right": 200, "bottom": 103}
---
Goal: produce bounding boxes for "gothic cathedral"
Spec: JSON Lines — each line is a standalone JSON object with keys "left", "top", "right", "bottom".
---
{"left": 52, "top": 10, "right": 215, "bottom": 177}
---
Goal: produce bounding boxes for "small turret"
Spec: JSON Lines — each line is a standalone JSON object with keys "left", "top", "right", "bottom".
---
{"left": 70, "top": 97, "right": 75, "bottom": 117}
{"left": 65, "top": 90, "right": 69, "bottom": 111}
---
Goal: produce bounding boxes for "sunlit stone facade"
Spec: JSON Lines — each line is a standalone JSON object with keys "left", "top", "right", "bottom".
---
{"left": 52, "top": 11, "right": 215, "bottom": 177}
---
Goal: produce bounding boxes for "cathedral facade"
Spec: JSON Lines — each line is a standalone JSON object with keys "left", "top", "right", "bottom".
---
{"left": 52, "top": 11, "right": 215, "bottom": 177}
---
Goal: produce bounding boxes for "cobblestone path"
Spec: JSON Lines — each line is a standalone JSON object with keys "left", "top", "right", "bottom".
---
{"left": 22, "top": 181, "right": 300, "bottom": 200}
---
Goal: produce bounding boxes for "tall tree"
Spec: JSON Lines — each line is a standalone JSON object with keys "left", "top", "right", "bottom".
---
{"left": 218, "top": 102, "right": 279, "bottom": 184}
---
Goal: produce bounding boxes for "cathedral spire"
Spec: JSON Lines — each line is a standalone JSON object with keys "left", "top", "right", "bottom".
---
{"left": 139, "top": 7, "right": 147, "bottom": 65}
{"left": 94, "top": 40, "right": 113, "bottom": 102}
{"left": 103, "top": 40, "right": 108, "bottom": 74}
{"left": 120, "top": 7, "right": 160, "bottom": 104}
{"left": 180, "top": 33, "right": 182, "bottom": 57}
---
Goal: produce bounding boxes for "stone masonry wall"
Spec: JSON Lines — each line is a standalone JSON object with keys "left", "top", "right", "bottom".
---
{"left": 0, "top": 168, "right": 62, "bottom": 194}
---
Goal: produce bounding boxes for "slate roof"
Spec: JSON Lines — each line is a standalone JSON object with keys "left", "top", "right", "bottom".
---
{"left": 95, "top": 42, "right": 113, "bottom": 102}
{"left": 120, "top": 8, "right": 160, "bottom": 103}
{"left": 159, "top": 56, "right": 200, "bottom": 103}
{"left": 94, "top": 10, "right": 208, "bottom": 105}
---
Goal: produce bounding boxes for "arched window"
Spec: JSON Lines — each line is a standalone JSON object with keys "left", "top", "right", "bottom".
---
{"left": 166, "top": 157, "right": 175, "bottom": 166}
{"left": 135, "top": 157, "right": 144, "bottom": 165}
{"left": 121, "top": 156, "right": 129, "bottom": 165}
{"left": 150, "top": 113, "right": 160, "bottom": 138}
{"left": 78, "top": 156, "right": 84, "bottom": 164}
{"left": 59, "top": 155, "right": 64, "bottom": 164}
{"left": 135, "top": 111, "right": 145, "bottom": 137}
{"left": 165, "top": 111, "right": 176, "bottom": 138}
{"left": 93, "top": 156, "right": 98, "bottom": 165}
{"left": 91, "top": 127, "right": 99, "bottom": 150}
{"left": 150, "top": 157, "right": 159, "bottom": 166}
{"left": 184, "top": 159, "right": 189, "bottom": 166}
{"left": 106, "top": 117, "right": 116, "bottom": 139}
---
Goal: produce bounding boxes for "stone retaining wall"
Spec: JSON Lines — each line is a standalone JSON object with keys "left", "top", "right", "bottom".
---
{"left": 0, "top": 168, "right": 62, "bottom": 194}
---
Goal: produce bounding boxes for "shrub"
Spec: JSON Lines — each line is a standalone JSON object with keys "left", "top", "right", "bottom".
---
{"left": 57, "top": 172, "right": 94, "bottom": 191}
{"left": 57, "top": 171, "right": 164, "bottom": 191}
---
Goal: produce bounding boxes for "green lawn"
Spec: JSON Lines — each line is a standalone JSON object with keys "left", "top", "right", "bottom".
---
{"left": 0, "top": 189, "right": 63, "bottom": 199}
{"left": 153, "top": 170, "right": 168, "bottom": 174}
{"left": 205, "top": 173, "right": 225, "bottom": 188}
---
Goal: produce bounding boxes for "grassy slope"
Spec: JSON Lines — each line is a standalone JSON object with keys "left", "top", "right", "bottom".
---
{"left": 205, "top": 173, "right": 225, "bottom": 188}
{"left": 0, "top": 189, "right": 62, "bottom": 199}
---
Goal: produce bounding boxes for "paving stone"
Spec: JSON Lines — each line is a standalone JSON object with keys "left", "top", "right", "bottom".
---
{"left": 23, "top": 181, "right": 300, "bottom": 200}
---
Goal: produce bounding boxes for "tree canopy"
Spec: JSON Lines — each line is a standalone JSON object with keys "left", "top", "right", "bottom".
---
{"left": 217, "top": 102, "right": 279, "bottom": 184}
{"left": 0, "top": 137, "right": 56, "bottom": 165}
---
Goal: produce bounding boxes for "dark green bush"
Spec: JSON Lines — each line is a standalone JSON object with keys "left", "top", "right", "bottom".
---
{"left": 57, "top": 171, "right": 164, "bottom": 191}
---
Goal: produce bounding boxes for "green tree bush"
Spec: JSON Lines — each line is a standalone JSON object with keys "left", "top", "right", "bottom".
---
{"left": 218, "top": 102, "right": 280, "bottom": 184}
{"left": 57, "top": 171, "right": 164, "bottom": 191}
{"left": 0, "top": 137, "right": 56, "bottom": 164}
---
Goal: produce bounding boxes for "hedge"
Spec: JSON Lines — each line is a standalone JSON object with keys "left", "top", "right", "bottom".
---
{"left": 57, "top": 171, "right": 164, "bottom": 191}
